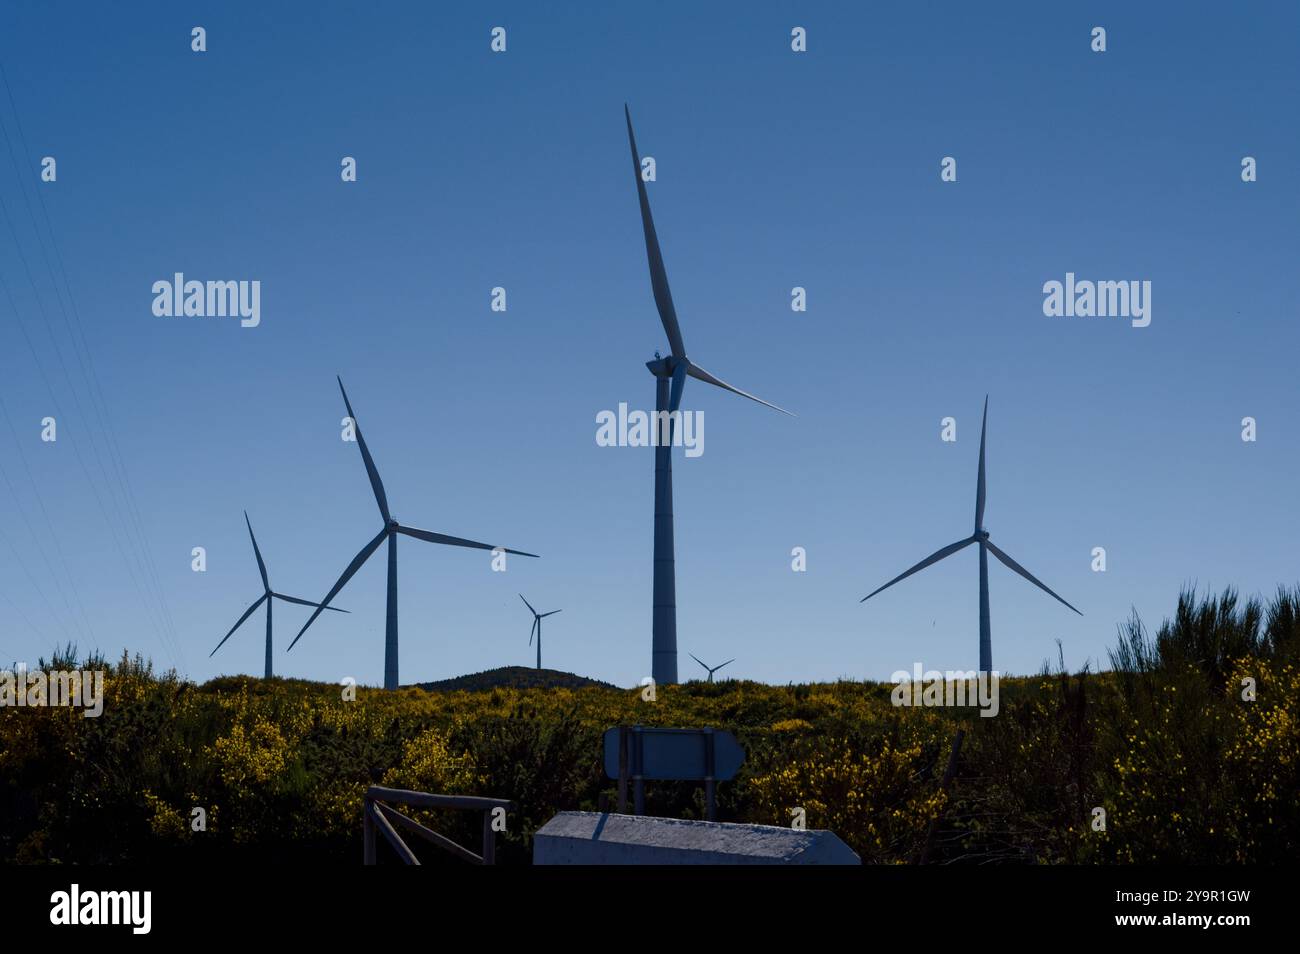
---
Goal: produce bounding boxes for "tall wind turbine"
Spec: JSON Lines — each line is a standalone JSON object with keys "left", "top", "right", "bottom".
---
{"left": 625, "top": 104, "right": 793, "bottom": 686}
{"left": 860, "top": 397, "right": 1082, "bottom": 672}
{"left": 688, "top": 652, "right": 734, "bottom": 684}
{"left": 288, "top": 377, "right": 539, "bottom": 690}
{"left": 210, "top": 512, "right": 348, "bottom": 678}
{"left": 519, "top": 594, "right": 561, "bottom": 670}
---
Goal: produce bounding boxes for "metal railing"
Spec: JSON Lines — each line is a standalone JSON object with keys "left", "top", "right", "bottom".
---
{"left": 362, "top": 785, "right": 512, "bottom": 865}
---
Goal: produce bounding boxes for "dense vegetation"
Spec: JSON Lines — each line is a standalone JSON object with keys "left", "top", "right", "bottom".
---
{"left": 2, "top": 586, "right": 1296, "bottom": 865}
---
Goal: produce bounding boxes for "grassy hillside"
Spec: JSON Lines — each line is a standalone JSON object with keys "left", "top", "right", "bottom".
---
{"left": 1, "top": 586, "right": 1297, "bottom": 865}
{"left": 413, "top": 666, "right": 617, "bottom": 692}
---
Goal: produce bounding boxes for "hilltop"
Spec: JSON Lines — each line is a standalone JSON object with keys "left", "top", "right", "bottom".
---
{"left": 411, "top": 666, "right": 618, "bottom": 693}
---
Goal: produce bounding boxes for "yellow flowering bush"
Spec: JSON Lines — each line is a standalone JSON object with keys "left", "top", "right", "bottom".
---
{"left": 209, "top": 715, "right": 290, "bottom": 793}
{"left": 382, "top": 727, "right": 482, "bottom": 794}
{"left": 749, "top": 734, "right": 946, "bottom": 861}
{"left": 3, "top": 593, "right": 1297, "bottom": 865}
{"left": 142, "top": 791, "right": 188, "bottom": 841}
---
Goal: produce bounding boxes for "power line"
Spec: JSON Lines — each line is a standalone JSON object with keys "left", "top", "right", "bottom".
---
{"left": 0, "top": 78, "right": 181, "bottom": 669}
{"left": 0, "top": 389, "right": 91, "bottom": 645}
{"left": 0, "top": 60, "right": 186, "bottom": 671}
{"left": 0, "top": 483, "right": 68, "bottom": 647}
{"left": 0, "top": 208, "right": 176, "bottom": 665}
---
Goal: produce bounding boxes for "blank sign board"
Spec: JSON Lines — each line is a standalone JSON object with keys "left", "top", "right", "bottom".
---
{"left": 602, "top": 727, "right": 745, "bottom": 782}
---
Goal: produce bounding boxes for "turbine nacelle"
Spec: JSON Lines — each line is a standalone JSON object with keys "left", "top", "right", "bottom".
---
{"left": 646, "top": 355, "right": 683, "bottom": 378}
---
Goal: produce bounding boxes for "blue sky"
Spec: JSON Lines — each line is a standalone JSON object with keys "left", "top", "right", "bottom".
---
{"left": 0, "top": 1, "right": 1296, "bottom": 686}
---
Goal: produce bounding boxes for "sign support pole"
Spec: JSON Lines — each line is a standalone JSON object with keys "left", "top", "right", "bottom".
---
{"left": 633, "top": 725, "right": 645, "bottom": 816}
{"left": 703, "top": 727, "right": 716, "bottom": 821}
{"left": 617, "top": 725, "right": 629, "bottom": 813}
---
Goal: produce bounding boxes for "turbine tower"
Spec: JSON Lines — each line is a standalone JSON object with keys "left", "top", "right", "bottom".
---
{"left": 289, "top": 377, "right": 539, "bottom": 690}
{"left": 625, "top": 104, "right": 793, "bottom": 686}
{"left": 860, "top": 397, "right": 1082, "bottom": 672}
{"left": 210, "top": 512, "right": 348, "bottom": 678}
{"left": 519, "top": 594, "right": 561, "bottom": 670}
{"left": 688, "top": 652, "right": 734, "bottom": 684}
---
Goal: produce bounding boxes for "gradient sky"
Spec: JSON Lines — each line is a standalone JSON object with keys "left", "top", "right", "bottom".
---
{"left": 0, "top": 1, "right": 1296, "bottom": 687}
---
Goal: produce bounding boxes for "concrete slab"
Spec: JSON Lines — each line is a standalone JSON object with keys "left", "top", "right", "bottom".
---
{"left": 532, "top": 811, "right": 861, "bottom": 865}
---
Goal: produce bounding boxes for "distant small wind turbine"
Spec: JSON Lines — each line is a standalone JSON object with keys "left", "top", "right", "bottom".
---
{"left": 210, "top": 512, "right": 348, "bottom": 678}
{"left": 688, "top": 653, "right": 734, "bottom": 683}
{"left": 860, "top": 397, "right": 1081, "bottom": 673}
{"left": 519, "top": 594, "right": 561, "bottom": 670}
{"left": 289, "top": 377, "right": 539, "bottom": 690}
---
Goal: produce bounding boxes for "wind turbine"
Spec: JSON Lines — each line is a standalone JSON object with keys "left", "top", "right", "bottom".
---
{"left": 625, "top": 104, "right": 793, "bottom": 686}
{"left": 288, "top": 377, "right": 539, "bottom": 690}
{"left": 688, "top": 652, "right": 734, "bottom": 683}
{"left": 210, "top": 512, "right": 348, "bottom": 678}
{"left": 860, "top": 397, "right": 1081, "bottom": 673}
{"left": 519, "top": 594, "right": 561, "bottom": 670}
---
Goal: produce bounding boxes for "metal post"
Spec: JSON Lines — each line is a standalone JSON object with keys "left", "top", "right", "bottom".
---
{"left": 617, "top": 726, "right": 629, "bottom": 813}
{"left": 916, "top": 728, "right": 966, "bottom": 865}
{"left": 363, "top": 796, "right": 376, "bottom": 865}
{"left": 703, "top": 727, "right": 717, "bottom": 821}
{"left": 633, "top": 725, "right": 645, "bottom": 816}
{"left": 481, "top": 810, "right": 496, "bottom": 865}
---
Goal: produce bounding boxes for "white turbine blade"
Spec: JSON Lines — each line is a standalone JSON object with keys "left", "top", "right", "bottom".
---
{"left": 685, "top": 362, "right": 794, "bottom": 416}
{"left": 861, "top": 537, "right": 976, "bottom": 602}
{"left": 985, "top": 540, "right": 1082, "bottom": 616}
{"left": 397, "top": 524, "right": 538, "bottom": 558}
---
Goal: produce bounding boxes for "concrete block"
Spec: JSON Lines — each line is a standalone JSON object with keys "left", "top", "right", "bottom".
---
{"left": 532, "top": 811, "right": 860, "bottom": 865}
